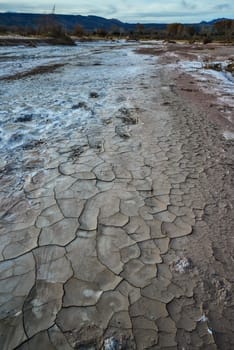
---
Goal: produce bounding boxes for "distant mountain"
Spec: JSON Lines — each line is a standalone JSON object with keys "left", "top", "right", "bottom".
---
{"left": 0, "top": 12, "right": 166, "bottom": 32}
{"left": 200, "top": 18, "right": 230, "bottom": 25}
{"left": 0, "top": 12, "right": 232, "bottom": 33}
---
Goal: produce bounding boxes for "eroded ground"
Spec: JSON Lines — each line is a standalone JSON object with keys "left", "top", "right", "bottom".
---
{"left": 0, "top": 41, "right": 233, "bottom": 350}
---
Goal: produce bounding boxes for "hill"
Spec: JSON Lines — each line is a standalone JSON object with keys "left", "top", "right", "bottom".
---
{"left": 0, "top": 12, "right": 169, "bottom": 33}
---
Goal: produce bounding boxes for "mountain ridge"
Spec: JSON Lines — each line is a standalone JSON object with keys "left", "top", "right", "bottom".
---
{"left": 0, "top": 12, "right": 231, "bottom": 32}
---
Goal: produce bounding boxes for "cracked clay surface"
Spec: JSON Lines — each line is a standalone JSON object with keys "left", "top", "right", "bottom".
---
{"left": 0, "top": 42, "right": 233, "bottom": 350}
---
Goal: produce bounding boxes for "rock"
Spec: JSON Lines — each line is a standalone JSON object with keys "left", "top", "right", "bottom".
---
{"left": 15, "top": 114, "right": 33, "bottom": 123}
{"left": 204, "top": 62, "right": 222, "bottom": 71}
{"left": 90, "top": 92, "right": 99, "bottom": 98}
{"left": 72, "top": 102, "right": 89, "bottom": 109}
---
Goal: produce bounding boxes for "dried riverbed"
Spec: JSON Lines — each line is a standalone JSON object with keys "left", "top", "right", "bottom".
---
{"left": 0, "top": 41, "right": 233, "bottom": 349}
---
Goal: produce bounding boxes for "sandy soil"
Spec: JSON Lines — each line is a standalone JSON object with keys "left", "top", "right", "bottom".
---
{"left": 0, "top": 41, "right": 233, "bottom": 349}
{"left": 137, "top": 42, "right": 234, "bottom": 349}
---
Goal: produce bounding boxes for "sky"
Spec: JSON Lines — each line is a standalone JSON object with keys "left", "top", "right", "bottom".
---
{"left": 0, "top": 0, "right": 233, "bottom": 23}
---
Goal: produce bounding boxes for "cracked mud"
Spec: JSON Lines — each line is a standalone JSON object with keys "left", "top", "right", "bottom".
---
{"left": 0, "top": 42, "right": 233, "bottom": 350}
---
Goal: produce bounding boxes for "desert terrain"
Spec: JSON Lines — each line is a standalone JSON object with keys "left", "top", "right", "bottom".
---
{"left": 0, "top": 40, "right": 233, "bottom": 349}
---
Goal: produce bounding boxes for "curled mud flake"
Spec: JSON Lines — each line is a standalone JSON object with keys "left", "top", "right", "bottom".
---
{"left": 100, "top": 212, "right": 129, "bottom": 228}
{"left": 115, "top": 125, "right": 131, "bottom": 138}
{"left": 72, "top": 101, "right": 89, "bottom": 110}
{"left": 79, "top": 200, "right": 99, "bottom": 231}
{"left": 68, "top": 145, "right": 85, "bottom": 160}
{"left": 120, "top": 243, "right": 141, "bottom": 263}
{"left": 88, "top": 137, "right": 104, "bottom": 152}
{"left": 116, "top": 107, "right": 139, "bottom": 125}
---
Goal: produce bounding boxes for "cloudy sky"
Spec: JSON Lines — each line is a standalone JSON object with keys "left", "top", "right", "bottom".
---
{"left": 0, "top": 0, "right": 233, "bottom": 23}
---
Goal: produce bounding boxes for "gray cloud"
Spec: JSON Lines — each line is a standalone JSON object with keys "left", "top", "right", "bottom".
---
{"left": 214, "top": 4, "right": 231, "bottom": 11}
{"left": 0, "top": 0, "right": 233, "bottom": 23}
{"left": 181, "top": 0, "right": 197, "bottom": 10}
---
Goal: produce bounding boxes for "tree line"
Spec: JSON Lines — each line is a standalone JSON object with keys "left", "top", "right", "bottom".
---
{"left": 0, "top": 15, "right": 233, "bottom": 43}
